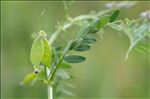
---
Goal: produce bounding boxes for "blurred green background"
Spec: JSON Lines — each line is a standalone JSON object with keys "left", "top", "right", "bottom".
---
{"left": 1, "top": 1, "right": 149, "bottom": 99}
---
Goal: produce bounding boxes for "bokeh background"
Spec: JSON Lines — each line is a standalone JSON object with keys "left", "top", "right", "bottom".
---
{"left": 1, "top": 1, "right": 149, "bottom": 99}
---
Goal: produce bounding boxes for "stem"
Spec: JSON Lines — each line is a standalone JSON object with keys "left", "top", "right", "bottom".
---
{"left": 49, "top": 9, "right": 112, "bottom": 44}
{"left": 46, "top": 68, "right": 53, "bottom": 99}
{"left": 47, "top": 9, "right": 113, "bottom": 99}
{"left": 49, "top": 41, "right": 72, "bottom": 81}
{"left": 47, "top": 85, "right": 53, "bottom": 99}
{"left": 49, "top": 56, "right": 63, "bottom": 80}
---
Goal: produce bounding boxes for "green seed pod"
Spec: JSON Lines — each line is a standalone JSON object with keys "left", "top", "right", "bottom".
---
{"left": 40, "top": 38, "right": 52, "bottom": 67}
{"left": 30, "top": 31, "right": 52, "bottom": 73}
{"left": 30, "top": 35, "right": 44, "bottom": 66}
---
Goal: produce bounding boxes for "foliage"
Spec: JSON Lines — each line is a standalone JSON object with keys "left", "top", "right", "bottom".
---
{"left": 21, "top": 1, "right": 149, "bottom": 98}
{"left": 109, "top": 18, "right": 149, "bottom": 60}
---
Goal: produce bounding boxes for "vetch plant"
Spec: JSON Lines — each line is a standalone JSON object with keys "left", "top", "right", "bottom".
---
{"left": 21, "top": 9, "right": 120, "bottom": 99}
{"left": 21, "top": 3, "right": 150, "bottom": 99}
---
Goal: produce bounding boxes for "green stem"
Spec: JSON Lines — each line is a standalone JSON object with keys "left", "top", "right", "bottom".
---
{"left": 49, "top": 41, "right": 72, "bottom": 81}
{"left": 47, "top": 9, "right": 113, "bottom": 99}
{"left": 46, "top": 67, "right": 53, "bottom": 99}
{"left": 49, "top": 56, "right": 63, "bottom": 81}
{"left": 47, "top": 85, "right": 53, "bottom": 99}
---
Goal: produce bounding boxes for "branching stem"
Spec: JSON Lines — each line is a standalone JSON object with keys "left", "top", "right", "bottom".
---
{"left": 49, "top": 9, "right": 112, "bottom": 44}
